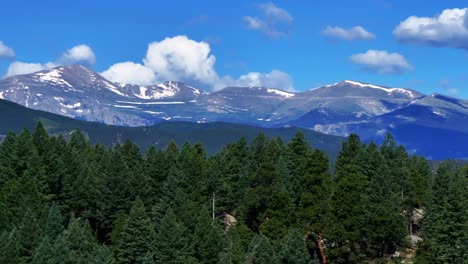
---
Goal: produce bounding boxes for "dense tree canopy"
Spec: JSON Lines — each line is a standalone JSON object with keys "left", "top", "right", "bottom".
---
{"left": 0, "top": 123, "right": 465, "bottom": 263}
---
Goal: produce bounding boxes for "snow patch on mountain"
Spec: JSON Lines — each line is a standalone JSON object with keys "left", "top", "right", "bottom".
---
{"left": 35, "top": 69, "right": 73, "bottom": 88}
{"left": 343, "top": 80, "right": 416, "bottom": 98}
{"left": 267, "top": 88, "right": 295, "bottom": 98}
{"left": 115, "top": 100, "right": 185, "bottom": 105}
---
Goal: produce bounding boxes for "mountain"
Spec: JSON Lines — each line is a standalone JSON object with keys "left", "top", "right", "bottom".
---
{"left": 0, "top": 98, "right": 344, "bottom": 158}
{"left": 1, "top": 65, "right": 467, "bottom": 159}
{"left": 0, "top": 65, "right": 203, "bottom": 126}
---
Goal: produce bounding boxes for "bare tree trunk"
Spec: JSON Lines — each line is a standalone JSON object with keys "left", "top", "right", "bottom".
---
{"left": 318, "top": 233, "right": 327, "bottom": 264}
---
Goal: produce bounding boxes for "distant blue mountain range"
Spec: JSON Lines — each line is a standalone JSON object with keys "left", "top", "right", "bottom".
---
{"left": 1, "top": 65, "right": 467, "bottom": 159}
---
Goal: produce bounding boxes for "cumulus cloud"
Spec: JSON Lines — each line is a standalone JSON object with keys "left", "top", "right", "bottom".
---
{"left": 101, "top": 35, "right": 294, "bottom": 91}
{"left": 0, "top": 41, "right": 15, "bottom": 58}
{"left": 6, "top": 61, "right": 56, "bottom": 76}
{"left": 143, "top": 36, "right": 218, "bottom": 86}
{"left": 394, "top": 8, "right": 468, "bottom": 49}
{"left": 221, "top": 70, "right": 294, "bottom": 91}
{"left": 5, "top": 44, "right": 96, "bottom": 77}
{"left": 244, "top": 2, "right": 293, "bottom": 38}
{"left": 59, "top": 44, "right": 96, "bottom": 65}
{"left": 350, "top": 50, "right": 413, "bottom": 74}
{"left": 321, "top": 26, "right": 375, "bottom": 41}
{"left": 101, "top": 62, "right": 156, "bottom": 86}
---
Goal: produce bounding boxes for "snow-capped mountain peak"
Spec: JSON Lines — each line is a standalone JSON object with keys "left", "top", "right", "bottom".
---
{"left": 342, "top": 80, "right": 416, "bottom": 97}
{"left": 316, "top": 80, "right": 421, "bottom": 99}
{"left": 266, "top": 88, "right": 295, "bottom": 98}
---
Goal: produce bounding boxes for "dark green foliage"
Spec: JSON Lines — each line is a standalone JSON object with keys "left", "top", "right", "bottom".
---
{"left": 0, "top": 229, "right": 22, "bottom": 264}
{"left": 1, "top": 124, "right": 463, "bottom": 263}
{"left": 416, "top": 163, "right": 468, "bottom": 263}
{"left": 328, "top": 134, "right": 367, "bottom": 263}
{"left": 154, "top": 208, "right": 195, "bottom": 264}
{"left": 296, "top": 149, "right": 330, "bottom": 254}
{"left": 32, "top": 237, "right": 54, "bottom": 264}
{"left": 245, "top": 234, "right": 278, "bottom": 264}
{"left": 362, "top": 142, "right": 406, "bottom": 257}
{"left": 192, "top": 207, "right": 224, "bottom": 264}
{"left": 279, "top": 229, "right": 311, "bottom": 264}
{"left": 115, "top": 197, "right": 155, "bottom": 264}
{"left": 219, "top": 227, "right": 245, "bottom": 264}
{"left": 44, "top": 204, "right": 64, "bottom": 241}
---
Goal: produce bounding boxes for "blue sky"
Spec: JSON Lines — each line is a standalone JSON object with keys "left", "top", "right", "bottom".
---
{"left": 0, "top": 0, "right": 467, "bottom": 98}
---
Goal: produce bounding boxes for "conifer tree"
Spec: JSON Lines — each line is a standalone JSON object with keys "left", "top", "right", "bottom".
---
{"left": 115, "top": 197, "right": 155, "bottom": 264}
{"left": 219, "top": 227, "right": 245, "bottom": 264}
{"left": 0, "top": 229, "right": 22, "bottom": 264}
{"left": 297, "top": 149, "right": 330, "bottom": 260}
{"left": 32, "top": 121, "right": 50, "bottom": 157}
{"left": 154, "top": 208, "right": 195, "bottom": 264}
{"left": 328, "top": 134, "right": 367, "bottom": 263}
{"left": 245, "top": 234, "right": 278, "bottom": 264}
{"left": 32, "top": 237, "right": 54, "bottom": 264}
{"left": 192, "top": 207, "right": 224, "bottom": 264}
{"left": 362, "top": 142, "right": 405, "bottom": 257}
{"left": 284, "top": 132, "right": 312, "bottom": 204}
{"left": 279, "top": 229, "right": 312, "bottom": 264}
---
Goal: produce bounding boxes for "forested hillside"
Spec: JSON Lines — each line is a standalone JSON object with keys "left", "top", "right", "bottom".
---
{"left": 0, "top": 123, "right": 466, "bottom": 263}
{"left": 0, "top": 98, "right": 343, "bottom": 158}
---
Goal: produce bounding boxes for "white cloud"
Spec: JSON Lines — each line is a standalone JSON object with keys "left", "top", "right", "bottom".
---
{"left": 350, "top": 50, "right": 413, "bottom": 74}
{"left": 6, "top": 61, "right": 56, "bottom": 76}
{"left": 244, "top": 2, "right": 293, "bottom": 38}
{"left": 0, "top": 41, "right": 15, "bottom": 58}
{"left": 101, "top": 62, "right": 156, "bottom": 86}
{"left": 440, "top": 80, "right": 459, "bottom": 96}
{"left": 221, "top": 70, "right": 294, "bottom": 91}
{"left": 143, "top": 35, "right": 219, "bottom": 86}
{"left": 59, "top": 44, "right": 96, "bottom": 65}
{"left": 321, "top": 26, "right": 375, "bottom": 41}
{"left": 94, "top": 35, "right": 294, "bottom": 90}
{"left": 394, "top": 8, "right": 468, "bottom": 49}
{"left": 5, "top": 44, "right": 95, "bottom": 77}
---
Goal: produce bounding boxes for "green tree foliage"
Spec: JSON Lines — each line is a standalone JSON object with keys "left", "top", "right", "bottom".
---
{"left": 115, "top": 197, "right": 155, "bottom": 264}
{"left": 362, "top": 142, "right": 406, "bottom": 257}
{"left": 219, "top": 227, "right": 245, "bottom": 264}
{"left": 328, "top": 134, "right": 367, "bottom": 263}
{"left": 245, "top": 234, "right": 278, "bottom": 264}
{"left": 154, "top": 208, "right": 195, "bottom": 263}
{"left": 279, "top": 229, "right": 312, "bottom": 264}
{"left": 417, "top": 163, "right": 468, "bottom": 263}
{"left": 296, "top": 149, "right": 330, "bottom": 255}
{"left": 192, "top": 207, "right": 224, "bottom": 264}
{"left": 1, "top": 124, "right": 463, "bottom": 263}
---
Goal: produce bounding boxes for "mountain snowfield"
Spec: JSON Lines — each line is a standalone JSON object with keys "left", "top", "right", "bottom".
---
{"left": 0, "top": 65, "right": 467, "bottom": 158}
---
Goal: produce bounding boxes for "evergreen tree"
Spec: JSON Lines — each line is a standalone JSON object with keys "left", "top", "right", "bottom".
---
{"left": 362, "top": 142, "right": 405, "bottom": 257}
{"left": 0, "top": 131, "right": 17, "bottom": 185}
{"left": 17, "top": 209, "right": 43, "bottom": 262}
{"left": 279, "top": 229, "right": 312, "bottom": 264}
{"left": 296, "top": 149, "right": 330, "bottom": 260}
{"left": 0, "top": 229, "right": 22, "bottom": 264}
{"left": 115, "top": 197, "right": 155, "bottom": 264}
{"left": 219, "top": 227, "right": 245, "bottom": 264}
{"left": 32, "top": 121, "right": 50, "bottom": 157}
{"left": 154, "top": 208, "right": 195, "bottom": 264}
{"left": 141, "top": 252, "right": 156, "bottom": 264}
{"left": 284, "top": 132, "right": 312, "bottom": 204}
{"left": 328, "top": 134, "right": 367, "bottom": 263}
{"left": 44, "top": 204, "right": 64, "bottom": 241}
{"left": 245, "top": 234, "right": 278, "bottom": 264}
{"left": 32, "top": 237, "right": 54, "bottom": 264}
{"left": 192, "top": 207, "right": 224, "bottom": 263}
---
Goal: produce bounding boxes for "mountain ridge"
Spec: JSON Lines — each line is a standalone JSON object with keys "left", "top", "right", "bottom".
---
{"left": 1, "top": 65, "right": 467, "bottom": 159}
